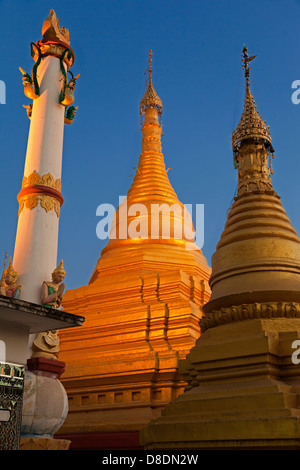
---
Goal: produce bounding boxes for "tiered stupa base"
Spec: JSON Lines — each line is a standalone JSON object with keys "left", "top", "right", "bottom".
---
{"left": 57, "top": 263, "right": 210, "bottom": 449}
{"left": 140, "top": 312, "right": 300, "bottom": 449}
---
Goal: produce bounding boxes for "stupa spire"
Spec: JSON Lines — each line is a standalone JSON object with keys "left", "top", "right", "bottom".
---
{"left": 127, "top": 49, "right": 178, "bottom": 207}
{"left": 200, "top": 46, "right": 300, "bottom": 314}
{"left": 90, "top": 50, "right": 209, "bottom": 282}
{"left": 231, "top": 46, "right": 275, "bottom": 197}
{"left": 139, "top": 50, "right": 163, "bottom": 123}
{"left": 98, "top": 49, "right": 196, "bottom": 261}
{"left": 232, "top": 46, "right": 273, "bottom": 157}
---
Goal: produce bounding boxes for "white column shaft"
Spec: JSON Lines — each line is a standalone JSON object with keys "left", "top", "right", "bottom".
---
{"left": 13, "top": 55, "right": 65, "bottom": 304}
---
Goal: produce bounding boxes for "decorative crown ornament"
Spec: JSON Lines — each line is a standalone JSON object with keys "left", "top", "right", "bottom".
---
{"left": 52, "top": 259, "right": 66, "bottom": 280}
{"left": 0, "top": 255, "right": 21, "bottom": 299}
{"left": 232, "top": 46, "right": 274, "bottom": 158}
{"left": 0, "top": 252, "right": 8, "bottom": 288}
{"left": 42, "top": 9, "right": 70, "bottom": 45}
{"left": 140, "top": 50, "right": 163, "bottom": 121}
{"left": 5, "top": 258, "right": 18, "bottom": 284}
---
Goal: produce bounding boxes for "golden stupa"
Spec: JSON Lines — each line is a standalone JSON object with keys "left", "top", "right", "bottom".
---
{"left": 56, "top": 51, "right": 211, "bottom": 449}
{"left": 140, "top": 47, "right": 300, "bottom": 450}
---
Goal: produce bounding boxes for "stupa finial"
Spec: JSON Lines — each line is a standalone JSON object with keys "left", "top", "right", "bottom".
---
{"left": 140, "top": 49, "right": 163, "bottom": 122}
{"left": 232, "top": 46, "right": 274, "bottom": 159}
{"left": 148, "top": 49, "right": 153, "bottom": 80}
{"left": 241, "top": 45, "right": 256, "bottom": 87}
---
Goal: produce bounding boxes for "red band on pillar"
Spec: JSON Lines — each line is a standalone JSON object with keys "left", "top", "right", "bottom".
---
{"left": 17, "top": 185, "right": 64, "bottom": 206}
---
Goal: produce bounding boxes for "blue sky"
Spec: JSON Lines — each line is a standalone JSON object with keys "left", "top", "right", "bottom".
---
{"left": 0, "top": 0, "right": 300, "bottom": 290}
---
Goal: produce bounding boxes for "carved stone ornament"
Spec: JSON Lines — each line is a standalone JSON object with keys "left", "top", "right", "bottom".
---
{"left": 22, "top": 171, "right": 61, "bottom": 191}
{"left": 42, "top": 9, "right": 70, "bottom": 45}
{"left": 18, "top": 170, "right": 62, "bottom": 218}
{"left": 200, "top": 301, "right": 300, "bottom": 332}
{"left": 31, "top": 330, "right": 60, "bottom": 359}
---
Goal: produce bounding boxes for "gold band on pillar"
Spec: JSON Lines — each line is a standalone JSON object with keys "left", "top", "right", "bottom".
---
{"left": 17, "top": 171, "right": 63, "bottom": 218}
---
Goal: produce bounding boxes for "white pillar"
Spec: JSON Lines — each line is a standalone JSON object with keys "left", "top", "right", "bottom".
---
{"left": 13, "top": 55, "right": 66, "bottom": 305}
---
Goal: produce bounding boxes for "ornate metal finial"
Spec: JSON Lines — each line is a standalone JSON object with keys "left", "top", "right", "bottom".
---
{"left": 140, "top": 49, "right": 163, "bottom": 122}
{"left": 232, "top": 46, "right": 273, "bottom": 158}
{"left": 242, "top": 45, "right": 256, "bottom": 87}
{"left": 148, "top": 49, "right": 153, "bottom": 80}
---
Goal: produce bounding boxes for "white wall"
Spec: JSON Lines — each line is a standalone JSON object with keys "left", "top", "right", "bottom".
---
{"left": 0, "top": 322, "right": 29, "bottom": 365}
